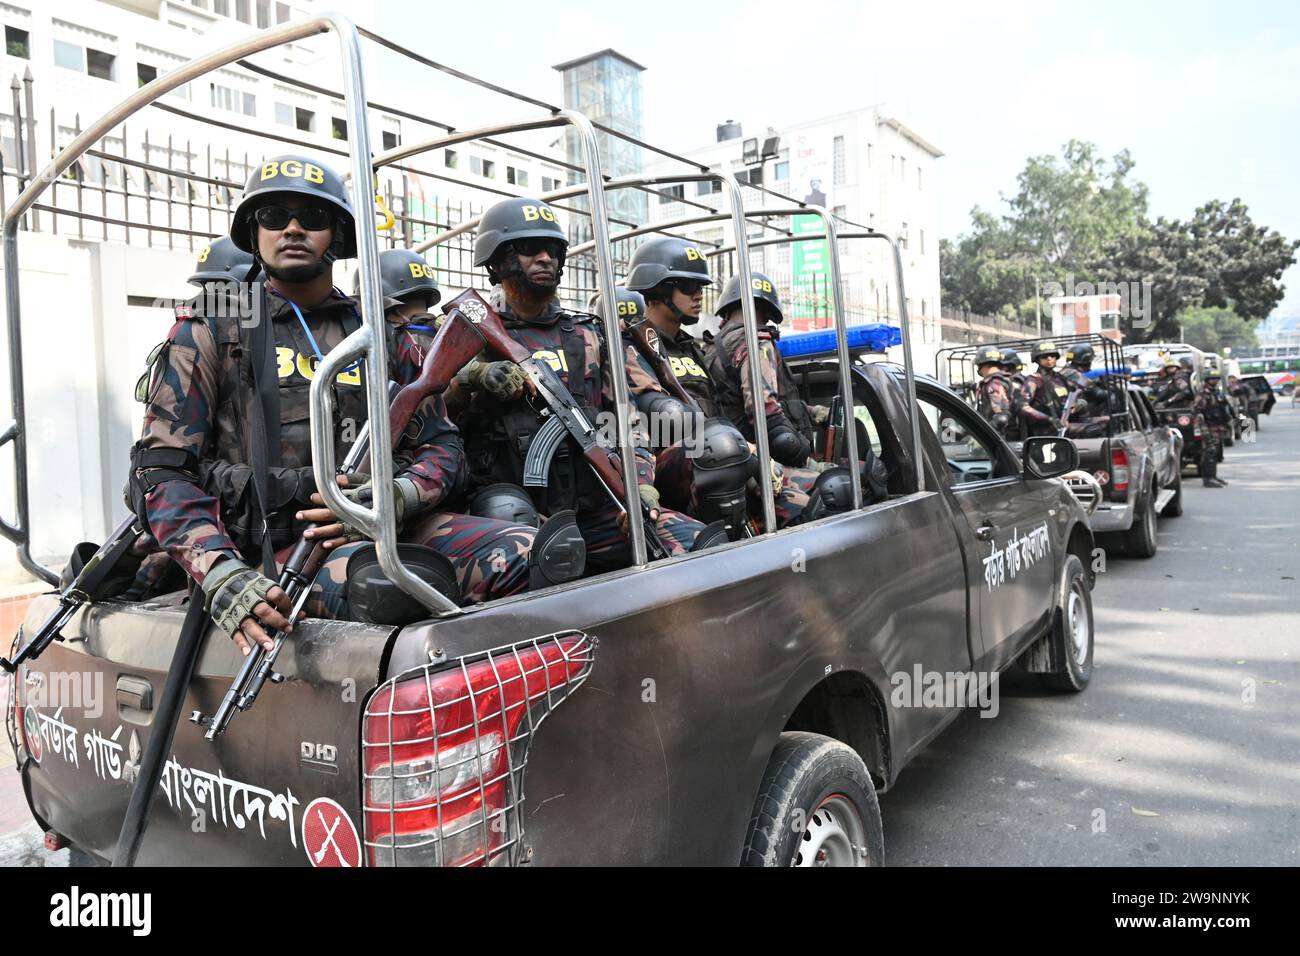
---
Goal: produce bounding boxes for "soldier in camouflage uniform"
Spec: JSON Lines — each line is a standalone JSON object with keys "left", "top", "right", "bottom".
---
{"left": 1194, "top": 368, "right": 1231, "bottom": 487}
{"left": 1153, "top": 357, "right": 1196, "bottom": 408}
{"left": 997, "top": 348, "right": 1028, "bottom": 441}
{"left": 1019, "top": 340, "right": 1071, "bottom": 437}
{"left": 130, "top": 155, "right": 533, "bottom": 655}
{"left": 973, "top": 345, "right": 1015, "bottom": 439}
{"left": 446, "top": 197, "right": 705, "bottom": 571}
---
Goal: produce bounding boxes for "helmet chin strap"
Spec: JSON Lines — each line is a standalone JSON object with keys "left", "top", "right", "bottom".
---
{"left": 651, "top": 284, "right": 698, "bottom": 326}
{"left": 489, "top": 248, "right": 565, "bottom": 289}
{"left": 249, "top": 219, "right": 342, "bottom": 283}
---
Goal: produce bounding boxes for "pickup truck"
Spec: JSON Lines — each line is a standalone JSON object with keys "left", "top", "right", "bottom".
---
{"left": 1071, "top": 384, "right": 1183, "bottom": 558}
{"left": 9, "top": 356, "right": 1097, "bottom": 867}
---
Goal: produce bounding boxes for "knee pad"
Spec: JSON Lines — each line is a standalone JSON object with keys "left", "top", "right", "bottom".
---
{"left": 529, "top": 509, "right": 587, "bottom": 590}
{"left": 470, "top": 483, "right": 540, "bottom": 528}
{"left": 802, "top": 466, "right": 855, "bottom": 523}
{"left": 636, "top": 392, "right": 702, "bottom": 449}
{"left": 345, "top": 543, "right": 461, "bottom": 625}
{"left": 692, "top": 419, "right": 758, "bottom": 540}
{"left": 768, "top": 417, "right": 812, "bottom": 467}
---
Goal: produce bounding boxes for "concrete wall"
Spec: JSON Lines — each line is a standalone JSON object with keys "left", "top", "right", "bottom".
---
{"left": 0, "top": 232, "right": 192, "bottom": 580}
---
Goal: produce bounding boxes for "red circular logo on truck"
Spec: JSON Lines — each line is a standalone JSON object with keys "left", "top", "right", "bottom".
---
{"left": 301, "top": 798, "right": 362, "bottom": 868}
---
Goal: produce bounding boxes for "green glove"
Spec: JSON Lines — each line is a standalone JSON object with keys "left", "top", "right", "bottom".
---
{"left": 638, "top": 483, "right": 661, "bottom": 516}
{"left": 810, "top": 404, "right": 831, "bottom": 425}
{"left": 204, "top": 558, "right": 277, "bottom": 638}
{"left": 465, "top": 359, "right": 527, "bottom": 401}
{"left": 341, "top": 475, "right": 420, "bottom": 534}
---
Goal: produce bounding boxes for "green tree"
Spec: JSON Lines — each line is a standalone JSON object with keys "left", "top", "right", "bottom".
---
{"left": 1170, "top": 306, "right": 1258, "bottom": 353}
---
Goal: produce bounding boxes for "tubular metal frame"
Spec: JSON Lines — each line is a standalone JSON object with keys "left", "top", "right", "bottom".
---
{"left": 707, "top": 225, "right": 926, "bottom": 495}
{"left": 402, "top": 164, "right": 778, "bottom": 535}
{"left": 0, "top": 14, "right": 453, "bottom": 611}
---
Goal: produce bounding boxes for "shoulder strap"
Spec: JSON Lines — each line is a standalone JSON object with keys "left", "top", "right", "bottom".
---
{"left": 244, "top": 282, "right": 282, "bottom": 574}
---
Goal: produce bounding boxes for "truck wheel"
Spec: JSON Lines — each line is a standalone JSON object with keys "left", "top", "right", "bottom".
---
{"left": 741, "top": 732, "right": 883, "bottom": 868}
{"left": 1041, "top": 554, "right": 1094, "bottom": 692}
{"left": 1161, "top": 471, "right": 1183, "bottom": 517}
{"left": 1122, "top": 485, "right": 1158, "bottom": 558}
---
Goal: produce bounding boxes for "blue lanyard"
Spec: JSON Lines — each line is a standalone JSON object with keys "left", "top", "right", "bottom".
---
{"left": 405, "top": 324, "right": 436, "bottom": 333}
{"left": 273, "top": 289, "right": 360, "bottom": 375}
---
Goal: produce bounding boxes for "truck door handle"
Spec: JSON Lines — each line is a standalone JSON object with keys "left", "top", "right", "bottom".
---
{"left": 116, "top": 676, "right": 153, "bottom": 713}
{"left": 974, "top": 524, "right": 996, "bottom": 542}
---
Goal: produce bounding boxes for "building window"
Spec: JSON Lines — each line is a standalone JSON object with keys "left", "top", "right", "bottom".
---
{"left": 331, "top": 116, "right": 347, "bottom": 140}
{"left": 900, "top": 222, "right": 909, "bottom": 249}
{"left": 6, "top": 26, "right": 29, "bottom": 59}
{"left": 696, "top": 179, "right": 721, "bottom": 196}
{"left": 470, "top": 156, "right": 495, "bottom": 178}
{"left": 190, "top": 0, "right": 208, "bottom": 8}
{"left": 773, "top": 160, "right": 789, "bottom": 181}
{"left": 899, "top": 157, "right": 906, "bottom": 180}
{"left": 257, "top": 0, "right": 271, "bottom": 28}
{"left": 211, "top": 83, "right": 255, "bottom": 116}
{"left": 506, "top": 165, "right": 529, "bottom": 188}
{"left": 445, "top": 148, "right": 459, "bottom": 169}
{"left": 275, "top": 101, "right": 292, "bottom": 125}
{"left": 541, "top": 175, "right": 560, "bottom": 192}
{"left": 214, "top": 0, "right": 230, "bottom": 15}
{"left": 833, "top": 135, "right": 845, "bottom": 186}
{"left": 87, "top": 49, "right": 116, "bottom": 80}
{"left": 236, "top": 0, "right": 251, "bottom": 24}
{"left": 296, "top": 107, "right": 314, "bottom": 132}
{"left": 137, "top": 63, "right": 157, "bottom": 87}
{"left": 382, "top": 130, "right": 398, "bottom": 150}
{"left": 917, "top": 167, "right": 923, "bottom": 191}
{"left": 53, "top": 39, "right": 82, "bottom": 71}
{"left": 277, "top": 3, "right": 291, "bottom": 23}
{"left": 660, "top": 184, "right": 685, "bottom": 203}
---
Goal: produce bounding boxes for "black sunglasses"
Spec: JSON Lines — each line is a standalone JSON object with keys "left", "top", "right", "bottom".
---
{"left": 669, "top": 278, "right": 706, "bottom": 296}
{"left": 254, "top": 204, "right": 333, "bottom": 231}
{"left": 511, "top": 237, "right": 565, "bottom": 259}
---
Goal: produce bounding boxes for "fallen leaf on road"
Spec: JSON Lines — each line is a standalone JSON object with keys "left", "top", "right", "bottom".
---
{"left": 1236, "top": 660, "right": 1247, "bottom": 664}
{"left": 1131, "top": 808, "right": 1160, "bottom": 817}
{"left": 1158, "top": 607, "right": 1170, "bottom": 611}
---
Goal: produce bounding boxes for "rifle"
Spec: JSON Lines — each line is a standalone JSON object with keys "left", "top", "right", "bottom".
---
{"left": 189, "top": 309, "right": 484, "bottom": 740}
{"left": 2, "top": 514, "right": 142, "bottom": 673}
{"left": 442, "top": 289, "right": 672, "bottom": 560}
{"left": 822, "top": 394, "right": 843, "bottom": 464}
{"left": 623, "top": 316, "right": 700, "bottom": 411}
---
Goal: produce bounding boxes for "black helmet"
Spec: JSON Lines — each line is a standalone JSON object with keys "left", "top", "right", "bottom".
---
{"left": 975, "top": 345, "right": 1006, "bottom": 368}
{"left": 1066, "top": 343, "right": 1095, "bottom": 366}
{"left": 714, "top": 272, "right": 784, "bottom": 324}
{"left": 999, "top": 348, "right": 1023, "bottom": 370}
{"left": 354, "top": 248, "right": 441, "bottom": 307}
{"left": 230, "top": 155, "right": 356, "bottom": 258}
{"left": 472, "top": 198, "right": 567, "bottom": 281}
{"left": 590, "top": 286, "right": 648, "bottom": 325}
{"left": 1178, "top": 356, "right": 1195, "bottom": 372}
{"left": 1030, "top": 339, "right": 1061, "bottom": 361}
{"left": 625, "top": 236, "right": 713, "bottom": 294}
{"left": 189, "top": 236, "right": 255, "bottom": 286}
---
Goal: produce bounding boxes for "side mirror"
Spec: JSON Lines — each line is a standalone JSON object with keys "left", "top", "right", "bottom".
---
{"left": 1021, "top": 436, "right": 1078, "bottom": 480}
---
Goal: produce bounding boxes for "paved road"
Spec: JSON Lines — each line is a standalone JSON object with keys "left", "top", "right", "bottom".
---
{"left": 880, "top": 404, "right": 1300, "bottom": 865}
{"left": 2, "top": 406, "right": 1296, "bottom": 867}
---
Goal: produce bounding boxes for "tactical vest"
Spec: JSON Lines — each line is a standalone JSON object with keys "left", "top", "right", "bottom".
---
{"left": 1198, "top": 385, "right": 1230, "bottom": 425}
{"left": 1027, "top": 368, "right": 1070, "bottom": 418}
{"left": 203, "top": 288, "right": 368, "bottom": 556}
{"left": 661, "top": 330, "right": 719, "bottom": 417}
{"left": 708, "top": 320, "right": 809, "bottom": 443}
{"left": 976, "top": 371, "right": 1011, "bottom": 420}
{"left": 460, "top": 308, "right": 607, "bottom": 516}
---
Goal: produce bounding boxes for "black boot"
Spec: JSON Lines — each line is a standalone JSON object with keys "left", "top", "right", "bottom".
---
{"left": 1202, "top": 453, "right": 1227, "bottom": 488}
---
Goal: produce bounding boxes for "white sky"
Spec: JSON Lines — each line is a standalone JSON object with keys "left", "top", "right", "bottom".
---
{"left": 341, "top": 0, "right": 1300, "bottom": 318}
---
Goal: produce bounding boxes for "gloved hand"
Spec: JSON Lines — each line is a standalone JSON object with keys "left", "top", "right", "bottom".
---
{"left": 810, "top": 404, "right": 831, "bottom": 425}
{"left": 340, "top": 473, "right": 421, "bottom": 534}
{"left": 638, "top": 483, "right": 661, "bottom": 518}
{"left": 203, "top": 558, "right": 294, "bottom": 655}
{"left": 770, "top": 459, "right": 785, "bottom": 497}
{"left": 465, "top": 359, "right": 527, "bottom": 401}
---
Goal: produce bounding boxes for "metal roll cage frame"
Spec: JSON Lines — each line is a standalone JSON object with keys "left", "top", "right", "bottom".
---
{"left": 2, "top": 12, "right": 923, "bottom": 613}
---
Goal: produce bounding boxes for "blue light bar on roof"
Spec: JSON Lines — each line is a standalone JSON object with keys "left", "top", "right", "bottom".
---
{"left": 776, "top": 323, "right": 902, "bottom": 359}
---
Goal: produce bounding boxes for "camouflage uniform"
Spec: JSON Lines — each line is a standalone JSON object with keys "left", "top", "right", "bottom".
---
{"left": 132, "top": 286, "right": 532, "bottom": 618}
{"left": 975, "top": 371, "right": 1014, "bottom": 438}
{"left": 658, "top": 329, "right": 718, "bottom": 417}
{"left": 456, "top": 296, "right": 704, "bottom": 570}
{"left": 1019, "top": 367, "right": 1071, "bottom": 436}
{"left": 1153, "top": 371, "right": 1195, "bottom": 409}
{"left": 1193, "top": 380, "right": 1231, "bottom": 457}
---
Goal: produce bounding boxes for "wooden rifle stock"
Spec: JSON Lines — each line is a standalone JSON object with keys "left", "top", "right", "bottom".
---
{"left": 624, "top": 318, "right": 699, "bottom": 411}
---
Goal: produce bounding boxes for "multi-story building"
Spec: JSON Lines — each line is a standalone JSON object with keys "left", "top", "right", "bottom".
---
{"left": 641, "top": 107, "right": 943, "bottom": 350}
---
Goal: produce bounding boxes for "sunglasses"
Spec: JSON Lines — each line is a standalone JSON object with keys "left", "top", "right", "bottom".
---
{"left": 670, "top": 278, "right": 706, "bottom": 296}
{"left": 511, "top": 238, "right": 565, "bottom": 259}
{"left": 254, "top": 204, "right": 333, "bottom": 231}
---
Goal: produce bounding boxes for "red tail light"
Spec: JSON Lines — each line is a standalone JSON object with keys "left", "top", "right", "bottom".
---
{"left": 1110, "top": 447, "right": 1130, "bottom": 495}
{"left": 362, "top": 632, "right": 594, "bottom": 867}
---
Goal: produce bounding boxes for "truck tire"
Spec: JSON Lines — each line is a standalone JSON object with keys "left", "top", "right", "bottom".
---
{"left": 1161, "top": 470, "right": 1183, "bottom": 517}
{"left": 1122, "top": 484, "right": 1158, "bottom": 558}
{"left": 741, "top": 732, "right": 883, "bottom": 868}
{"left": 1041, "top": 554, "right": 1094, "bottom": 692}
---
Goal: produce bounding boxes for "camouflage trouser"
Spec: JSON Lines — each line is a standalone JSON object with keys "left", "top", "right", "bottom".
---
{"left": 580, "top": 498, "right": 704, "bottom": 572}
{"left": 305, "top": 511, "right": 534, "bottom": 620}
{"left": 1202, "top": 423, "right": 1224, "bottom": 456}
{"left": 658, "top": 443, "right": 814, "bottom": 529}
